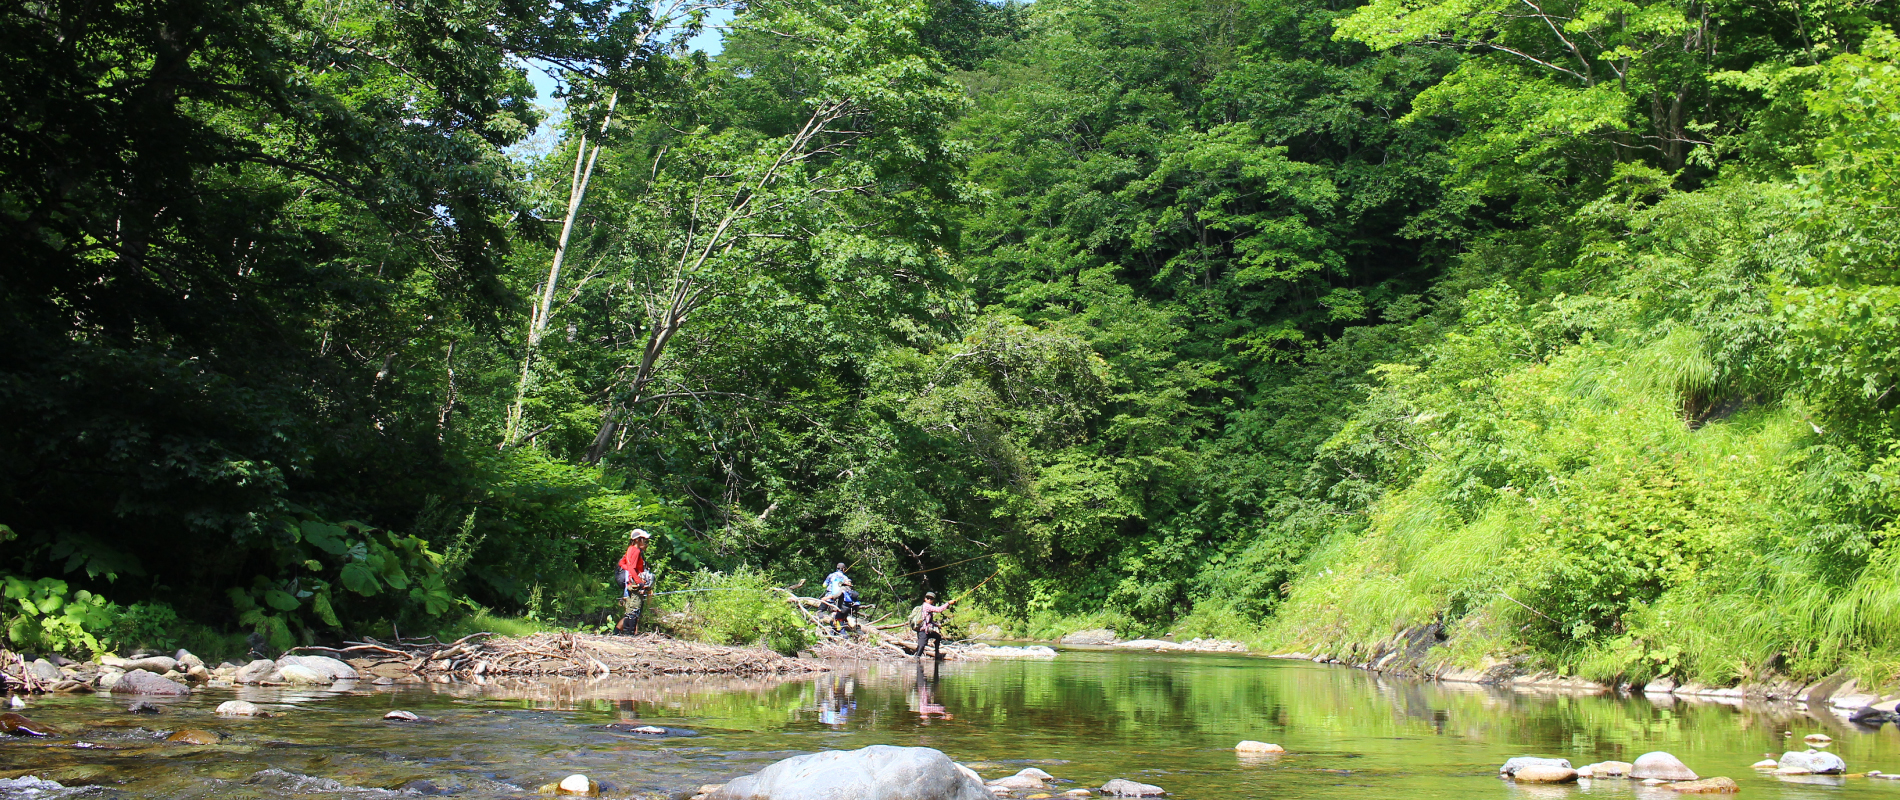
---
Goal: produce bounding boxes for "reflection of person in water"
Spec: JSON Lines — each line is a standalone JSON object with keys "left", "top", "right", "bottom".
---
{"left": 911, "top": 660, "right": 952, "bottom": 722}
{"left": 817, "top": 675, "right": 856, "bottom": 727}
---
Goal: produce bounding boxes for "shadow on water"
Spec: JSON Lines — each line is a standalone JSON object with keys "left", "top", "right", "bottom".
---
{"left": 6, "top": 649, "right": 1900, "bottom": 798}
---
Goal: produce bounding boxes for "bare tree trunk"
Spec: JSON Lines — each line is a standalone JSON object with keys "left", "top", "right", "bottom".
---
{"left": 504, "top": 91, "right": 619, "bottom": 446}
{"left": 582, "top": 101, "right": 852, "bottom": 464}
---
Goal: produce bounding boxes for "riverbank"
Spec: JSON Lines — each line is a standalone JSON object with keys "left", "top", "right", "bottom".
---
{"left": 1266, "top": 623, "right": 1900, "bottom": 725}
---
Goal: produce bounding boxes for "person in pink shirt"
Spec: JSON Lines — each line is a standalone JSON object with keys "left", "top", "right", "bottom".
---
{"left": 910, "top": 591, "right": 956, "bottom": 660}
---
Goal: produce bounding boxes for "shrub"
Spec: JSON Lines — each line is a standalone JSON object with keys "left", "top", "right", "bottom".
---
{"left": 652, "top": 568, "right": 812, "bottom": 654}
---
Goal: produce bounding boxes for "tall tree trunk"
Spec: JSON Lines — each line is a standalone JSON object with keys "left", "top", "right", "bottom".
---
{"left": 504, "top": 91, "right": 619, "bottom": 446}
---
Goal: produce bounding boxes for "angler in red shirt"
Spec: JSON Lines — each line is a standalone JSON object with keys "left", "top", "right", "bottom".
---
{"left": 615, "top": 529, "right": 654, "bottom": 634}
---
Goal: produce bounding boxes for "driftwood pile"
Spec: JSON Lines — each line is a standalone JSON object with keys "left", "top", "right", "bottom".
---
{"left": 296, "top": 632, "right": 828, "bottom": 680}
{"left": 776, "top": 587, "right": 992, "bottom": 661}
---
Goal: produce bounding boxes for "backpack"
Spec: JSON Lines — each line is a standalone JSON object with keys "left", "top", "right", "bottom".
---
{"left": 908, "top": 605, "right": 928, "bottom": 631}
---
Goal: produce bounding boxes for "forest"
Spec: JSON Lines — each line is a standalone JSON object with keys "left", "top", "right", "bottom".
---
{"left": 4, "top": 0, "right": 1900, "bottom": 686}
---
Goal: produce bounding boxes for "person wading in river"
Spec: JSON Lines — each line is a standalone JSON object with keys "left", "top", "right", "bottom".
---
{"left": 820, "top": 578, "right": 858, "bottom": 633}
{"left": 615, "top": 529, "right": 654, "bottom": 635}
{"left": 909, "top": 591, "right": 955, "bottom": 659}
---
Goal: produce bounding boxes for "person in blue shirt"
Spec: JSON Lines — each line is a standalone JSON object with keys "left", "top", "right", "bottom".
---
{"left": 824, "top": 562, "right": 849, "bottom": 594}
{"left": 820, "top": 578, "right": 858, "bottom": 632}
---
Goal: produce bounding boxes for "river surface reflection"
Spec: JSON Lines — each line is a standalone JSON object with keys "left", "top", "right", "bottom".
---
{"left": 5, "top": 648, "right": 1900, "bottom": 798}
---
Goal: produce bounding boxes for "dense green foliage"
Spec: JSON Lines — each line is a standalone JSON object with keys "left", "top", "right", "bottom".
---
{"left": 6, "top": 0, "right": 1900, "bottom": 687}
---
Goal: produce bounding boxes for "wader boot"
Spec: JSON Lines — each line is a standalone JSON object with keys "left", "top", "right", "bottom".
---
{"left": 618, "top": 595, "right": 643, "bottom": 635}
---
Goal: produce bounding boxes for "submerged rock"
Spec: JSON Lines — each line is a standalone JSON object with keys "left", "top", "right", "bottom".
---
{"left": 0, "top": 713, "right": 56, "bottom": 737}
{"left": 1631, "top": 752, "right": 1698, "bottom": 782}
{"left": 1235, "top": 741, "right": 1284, "bottom": 754}
{"left": 384, "top": 710, "right": 421, "bottom": 722}
{"left": 603, "top": 723, "right": 697, "bottom": 736}
{"left": 1667, "top": 777, "right": 1740, "bottom": 793}
{"left": 1099, "top": 779, "right": 1165, "bottom": 797}
{"left": 706, "top": 745, "right": 991, "bottom": 800}
{"left": 1500, "top": 757, "right": 1573, "bottom": 776}
{"left": 0, "top": 777, "right": 63, "bottom": 793}
{"left": 167, "top": 729, "right": 221, "bottom": 745}
{"left": 127, "top": 701, "right": 163, "bottom": 715}
{"left": 1804, "top": 733, "right": 1833, "bottom": 747}
{"left": 1580, "top": 760, "right": 1631, "bottom": 777}
{"left": 113, "top": 670, "right": 188, "bottom": 696}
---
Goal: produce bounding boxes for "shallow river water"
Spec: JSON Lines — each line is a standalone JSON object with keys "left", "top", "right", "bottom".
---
{"left": 6, "top": 648, "right": 1900, "bottom": 799}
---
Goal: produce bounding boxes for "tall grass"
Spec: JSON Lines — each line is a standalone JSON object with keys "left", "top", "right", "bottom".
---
{"left": 1267, "top": 316, "right": 1900, "bottom": 684}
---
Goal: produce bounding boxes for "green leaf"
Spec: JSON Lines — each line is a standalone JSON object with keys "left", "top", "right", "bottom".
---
{"left": 340, "top": 562, "right": 381, "bottom": 596}
{"left": 301, "top": 521, "right": 348, "bottom": 555}
{"left": 264, "top": 589, "right": 300, "bottom": 611}
{"left": 311, "top": 589, "right": 341, "bottom": 628}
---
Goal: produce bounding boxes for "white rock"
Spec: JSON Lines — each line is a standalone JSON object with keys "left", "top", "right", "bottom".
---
{"left": 384, "top": 710, "right": 420, "bottom": 721}
{"left": 1500, "top": 757, "right": 1573, "bottom": 776}
{"left": 274, "top": 655, "right": 357, "bottom": 681}
{"left": 1236, "top": 741, "right": 1285, "bottom": 754}
{"left": 983, "top": 645, "right": 1059, "bottom": 658}
{"left": 1778, "top": 749, "right": 1845, "bottom": 775}
{"left": 706, "top": 745, "right": 990, "bottom": 800}
{"left": 275, "top": 664, "right": 327, "bottom": 685}
{"left": 559, "top": 774, "right": 592, "bottom": 793}
{"left": 216, "top": 700, "right": 268, "bottom": 717}
{"left": 1113, "top": 640, "right": 1172, "bottom": 650}
{"left": 102, "top": 655, "right": 177, "bottom": 673}
{"left": 1100, "top": 779, "right": 1165, "bottom": 797}
{"left": 987, "top": 768, "right": 1055, "bottom": 789}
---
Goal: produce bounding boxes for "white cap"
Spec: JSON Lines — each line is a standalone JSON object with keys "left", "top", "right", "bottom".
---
{"left": 630, "top": 529, "right": 651, "bottom": 539}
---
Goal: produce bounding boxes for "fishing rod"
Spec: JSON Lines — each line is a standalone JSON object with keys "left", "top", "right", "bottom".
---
{"left": 950, "top": 567, "right": 1005, "bottom": 605}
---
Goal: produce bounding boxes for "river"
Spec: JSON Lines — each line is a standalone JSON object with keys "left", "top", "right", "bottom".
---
{"left": 3, "top": 647, "right": 1900, "bottom": 798}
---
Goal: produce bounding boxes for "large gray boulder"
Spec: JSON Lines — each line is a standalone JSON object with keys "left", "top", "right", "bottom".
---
{"left": 1630, "top": 751, "right": 1698, "bottom": 782}
{"left": 707, "top": 745, "right": 990, "bottom": 800}
{"left": 26, "top": 659, "right": 61, "bottom": 683}
{"left": 1060, "top": 629, "right": 1118, "bottom": 645}
{"left": 111, "top": 669, "right": 188, "bottom": 696}
{"left": 274, "top": 655, "right": 356, "bottom": 682}
{"left": 1777, "top": 749, "right": 1846, "bottom": 775}
{"left": 102, "top": 654, "right": 176, "bottom": 673}
{"left": 235, "top": 659, "right": 276, "bottom": 684}
{"left": 1500, "top": 757, "right": 1572, "bottom": 777}
{"left": 1101, "top": 779, "right": 1166, "bottom": 797}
